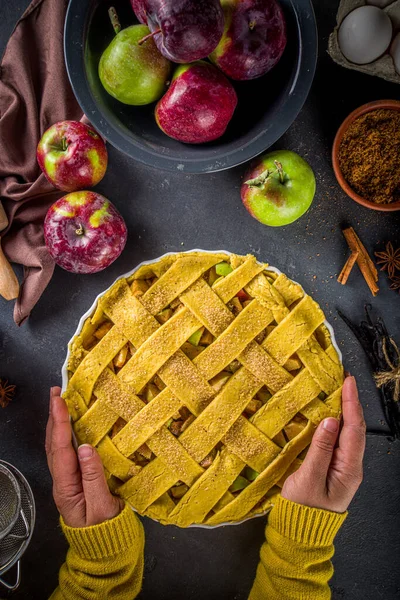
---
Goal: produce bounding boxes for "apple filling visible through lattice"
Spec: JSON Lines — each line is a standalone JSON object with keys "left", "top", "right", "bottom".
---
{"left": 64, "top": 252, "right": 344, "bottom": 527}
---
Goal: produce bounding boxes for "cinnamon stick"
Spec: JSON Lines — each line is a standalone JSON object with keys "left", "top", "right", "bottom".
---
{"left": 343, "top": 228, "right": 378, "bottom": 279}
{"left": 0, "top": 238, "right": 19, "bottom": 301}
{"left": 341, "top": 227, "right": 379, "bottom": 296}
{"left": 338, "top": 250, "right": 359, "bottom": 285}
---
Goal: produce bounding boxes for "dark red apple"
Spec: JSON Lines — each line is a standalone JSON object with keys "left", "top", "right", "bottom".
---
{"left": 130, "top": 0, "right": 148, "bottom": 23}
{"left": 155, "top": 61, "right": 238, "bottom": 144}
{"left": 209, "top": 0, "right": 287, "bottom": 80}
{"left": 44, "top": 192, "right": 127, "bottom": 274}
{"left": 37, "top": 121, "right": 108, "bottom": 192}
{"left": 138, "top": 0, "right": 225, "bottom": 63}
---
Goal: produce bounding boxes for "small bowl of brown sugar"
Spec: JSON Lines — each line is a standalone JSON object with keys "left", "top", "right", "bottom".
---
{"left": 332, "top": 100, "right": 400, "bottom": 211}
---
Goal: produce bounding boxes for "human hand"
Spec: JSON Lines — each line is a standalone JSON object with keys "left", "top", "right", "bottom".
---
{"left": 282, "top": 376, "right": 366, "bottom": 513}
{"left": 45, "top": 387, "right": 123, "bottom": 528}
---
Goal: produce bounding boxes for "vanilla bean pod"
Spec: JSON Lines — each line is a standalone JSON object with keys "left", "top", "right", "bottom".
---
{"left": 338, "top": 305, "right": 400, "bottom": 440}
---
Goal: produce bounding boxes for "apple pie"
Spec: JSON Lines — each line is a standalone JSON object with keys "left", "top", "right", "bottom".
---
{"left": 63, "top": 252, "right": 344, "bottom": 527}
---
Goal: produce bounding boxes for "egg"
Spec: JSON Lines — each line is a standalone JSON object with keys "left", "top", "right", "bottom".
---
{"left": 390, "top": 32, "right": 400, "bottom": 74}
{"left": 338, "top": 6, "right": 393, "bottom": 65}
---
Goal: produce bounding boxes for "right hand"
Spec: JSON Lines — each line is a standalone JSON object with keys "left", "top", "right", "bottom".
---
{"left": 45, "top": 387, "right": 123, "bottom": 528}
{"left": 282, "top": 376, "right": 366, "bottom": 514}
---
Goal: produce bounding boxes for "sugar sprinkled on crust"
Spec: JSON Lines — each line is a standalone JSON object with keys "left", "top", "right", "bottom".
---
{"left": 64, "top": 251, "right": 343, "bottom": 527}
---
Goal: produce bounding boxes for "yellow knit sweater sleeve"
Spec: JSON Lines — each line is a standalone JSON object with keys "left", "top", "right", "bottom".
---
{"left": 49, "top": 497, "right": 346, "bottom": 600}
{"left": 249, "top": 496, "right": 347, "bottom": 600}
{"left": 49, "top": 504, "right": 145, "bottom": 600}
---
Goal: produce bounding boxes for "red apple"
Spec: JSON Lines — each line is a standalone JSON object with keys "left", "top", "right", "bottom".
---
{"left": 44, "top": 192, "right": 127, "bottom": 274}
{"left": 37, "top": 121, "right": 108, "bottom": 192}
{"left": 134, "top": 0, "right": 225, "bottom": 63}
{"left": 130, "top": 0, "right": 148, "bottom": 24}
{"left": 209, "top": 0, "right": 287, "bottom": 80}
{"left": 155, "top": 61, "right": 238, "bottom": 144}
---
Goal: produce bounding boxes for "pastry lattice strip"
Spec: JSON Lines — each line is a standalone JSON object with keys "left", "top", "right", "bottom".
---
{"left": 65, "top": 253, "right": 343, "bottom": 526}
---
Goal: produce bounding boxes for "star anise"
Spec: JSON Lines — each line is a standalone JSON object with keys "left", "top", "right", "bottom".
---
{"left": 0, "top": 379, "right": 16, "bottom": 409}
{"left": 375, "top": 242, "right": 400, "bottom": 280}
{"left": 390, "top": 276, "right": 400, "bottom": 292}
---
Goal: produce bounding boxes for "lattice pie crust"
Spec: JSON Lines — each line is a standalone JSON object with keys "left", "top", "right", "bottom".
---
{"left": 64, "top": 252, "right": 344, "bottom": 527}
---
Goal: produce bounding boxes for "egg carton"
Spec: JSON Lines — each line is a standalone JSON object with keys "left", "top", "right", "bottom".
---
{"left": 328, "top": 0, "right": 400, "bottom": 84}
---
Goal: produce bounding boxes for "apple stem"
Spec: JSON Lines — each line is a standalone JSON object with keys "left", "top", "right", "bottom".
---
{"left": 274, "top": 161, "right": 285, "bottom": 184}
{"left": 245, "top": 162, "right": 286, "bottom": 188}
{"left": 138, "top": 28, "right": 162, "bottom": 46}
{"left": 61, "top": 137, "right": 67, "bottom": 152}
{"left": 245, "top": 169, "right": 271, "bottom": 188}
{"left": 108, "top": 7, "right": 121, "bottom": 35}
{"left": 75, "top": 224, "right": 84, "bottom": 236}
{"left": 249, "top": 20, "right": 256, "bottom": 30}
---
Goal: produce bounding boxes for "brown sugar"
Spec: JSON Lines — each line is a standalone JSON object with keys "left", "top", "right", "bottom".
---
{"left": 339, "top": 109, "right": 400, "bottom": 204}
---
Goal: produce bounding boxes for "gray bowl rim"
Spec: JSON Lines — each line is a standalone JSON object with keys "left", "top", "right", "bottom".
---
{"left": 64, "top": 0, "right": 318, "bottom": 173}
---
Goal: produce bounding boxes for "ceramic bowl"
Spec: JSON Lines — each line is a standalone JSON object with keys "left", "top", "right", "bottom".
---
{"left": 332, "top": 99, "right": 400, "bottom": 212}
{"left": 64, "top": 0, "right": 317, "bottom": 174}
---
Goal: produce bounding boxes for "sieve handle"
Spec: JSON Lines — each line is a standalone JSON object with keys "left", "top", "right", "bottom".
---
{"left": 0, "top": 560, "right": 21, "bottom": 591}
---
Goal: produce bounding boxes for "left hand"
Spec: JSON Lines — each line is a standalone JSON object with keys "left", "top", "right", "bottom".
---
{"left": 282, "top": 376, "right": 366, "bottom": 514}
{"left": 45, "top": 387, "right": 123, "bottom": 528}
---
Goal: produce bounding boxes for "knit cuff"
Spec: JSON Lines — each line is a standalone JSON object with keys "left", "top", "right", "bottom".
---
{"left": 60, "top": 504, "right": 143, "bottom": 560}
{"left": 269, "top": 496, "right": 347, "bottom": 547}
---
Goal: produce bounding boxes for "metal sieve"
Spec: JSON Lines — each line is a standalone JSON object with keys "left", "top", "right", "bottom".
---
{"left": 0, "top": 461, "right": 35, "bottom": 592}
{"left": 0, "top": 464, "right": 21, "bottom": 541}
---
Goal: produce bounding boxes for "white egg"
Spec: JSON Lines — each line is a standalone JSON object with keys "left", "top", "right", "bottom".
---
{"left": 338, "top": 6, "right": 392, "bottom": 65}
{"left": 390, "top": 31, "right": 400, "bottom": 74}
{"left": 366, "top": 0, "right": 393, "bottom": 7}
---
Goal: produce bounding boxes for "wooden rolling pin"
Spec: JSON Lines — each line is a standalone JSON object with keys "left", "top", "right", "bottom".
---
{"left": 0, "top": 201, "right": 7, "bottom": 231}
{"left": 0, "top": 201, "right": 19, "bottom": 301}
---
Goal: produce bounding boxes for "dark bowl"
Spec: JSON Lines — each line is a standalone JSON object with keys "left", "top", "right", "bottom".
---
{"left": 64, "top": 0, "right": 317, "bottom": 173}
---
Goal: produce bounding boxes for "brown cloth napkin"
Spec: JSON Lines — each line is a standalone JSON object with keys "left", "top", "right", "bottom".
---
{"left": 0, "top": 0, "right": 83, "bottom": 325}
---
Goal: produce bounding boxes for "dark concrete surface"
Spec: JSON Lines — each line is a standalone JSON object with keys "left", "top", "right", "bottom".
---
{"left": 1, "top": 1, "right": 400, "bottom": 599}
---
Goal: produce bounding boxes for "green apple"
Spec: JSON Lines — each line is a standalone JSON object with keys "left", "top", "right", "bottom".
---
{"left": 99, "top": 22, "right": 171, "bottom": 106}
{"left": 241, "top": 150, "right": 316, "bottom": 227}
